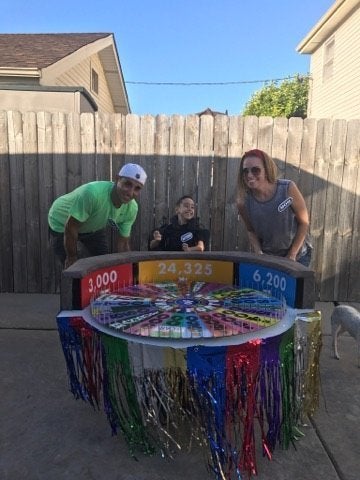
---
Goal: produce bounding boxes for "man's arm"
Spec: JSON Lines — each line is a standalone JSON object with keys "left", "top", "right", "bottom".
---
{"left": 117, "top": 235, "right": 131, "bottom": 252}
{"left": 64, "top": 216, "right": 82, "bottom": 268}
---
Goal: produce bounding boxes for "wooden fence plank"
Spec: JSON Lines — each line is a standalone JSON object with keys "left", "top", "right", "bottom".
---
{"left": 52, "top": 113, "right": 68, "bottom": 198}
{"left": 37, "top": 112, "right": 55, "bottom": 293}
{"left": 125, "top": 114, "right": 141, "bottom": 250}
{"left": 298, "top": 118, "right": 317, "bottom": 216}
{"left": 137, "top": 114, "right": 156, "bottom": 250}
{"left": 51, "top": 112, "right": 68, "bottom": 290}
{"left": 80, "top": 113, "right": 96, "bottom": 183}
{"left": 66, "top": 113, "right": 82, "bottom": 191}
{"left": 272, "top": 117, "right": 288, "bottom": 177}
{"left": 224, "top": 115, "right": 244, "bottom": 251}
{"left": 108, "top": 114, "right": 126, "bottom": 253}
{"left": 242, "top": 116, "right": 259, "bottom": 152}
{"left": 125, "top": 114, "right": 141, "bottom": 156}
{"left": 311, "top": 119, "right": 333, "bottom": 296}
{"left": 112, "top": 113, "right": 126, "bottom": 178}
{"left": 297, "top": 117, "right": 317, "bottom": 278}
{"left": 347, "top": 120, "right": 360, "bottom": 301}
{"left": 23, "top": 112, "right": 41, "bottom": 292}
{"left": 319, "top": 119, "right": 347, "bottom": 300}
{"left": 95, "top": 112, "right": 111, "bottom": 180}
{"left": 7, "top": 111, "right": 27, "bottom": 292}
{"left": 257, "top": 116, "right": 274, "bottom": 158}
{"left": 184, "top": 115, "right": 199, "bottom": 198}
{"left": 153, "top": 115, "right": 170, "bottom": 229}
{"left": 197, "top": 115, "right": 213, "bottom": 234}
{"left": 211, "top": 115, "right": 229, "bottom": 251}
{"left": 285, "top": 117, "right": 303, "bottom": 183}
{"left": 0, "top": 112, "right": 13, "bottom": 291}
{"left": 337, "top": 120, "right": 360, "bottom": 300}
{"left": 169, "top": 115, "right": 185, "bottom": 212}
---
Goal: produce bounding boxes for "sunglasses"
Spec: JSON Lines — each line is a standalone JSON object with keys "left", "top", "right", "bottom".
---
{"left": 242, "top": 166, "right": 262, "bottom": 176}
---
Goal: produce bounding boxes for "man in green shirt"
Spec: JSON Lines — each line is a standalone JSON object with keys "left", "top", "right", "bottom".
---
{"left": 48, "top": 163, "right": 147, "bottom": 268}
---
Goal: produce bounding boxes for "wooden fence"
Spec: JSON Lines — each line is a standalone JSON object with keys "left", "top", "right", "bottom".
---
{"left": 0, "top": 111, "right": 359, "bottom": 301}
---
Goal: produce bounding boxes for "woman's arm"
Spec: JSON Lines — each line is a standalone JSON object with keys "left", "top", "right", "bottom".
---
{"left": 237, "top": 199, "right": 263, "bottom": 255}
{"left": 287, "top": 181, "right": 309, "bottom": 260}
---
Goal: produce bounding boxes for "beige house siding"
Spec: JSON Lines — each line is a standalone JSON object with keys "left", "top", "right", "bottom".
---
{"left": 307, "top": 5, "right": 360, "bottom": 119}
{"left": 0, "top": 77, "right": 39, "bottom": 86}
{"left": 0, "top": 34, "right": 130, "bottom": 114}
{"left": 0, "top": 89, "right": 94, "bottom": 113}
{"left": 56, "top": 53, "right": 115, "bottom": 113}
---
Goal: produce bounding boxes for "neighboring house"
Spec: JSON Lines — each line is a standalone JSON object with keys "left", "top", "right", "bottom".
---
{"left": 0, "top": 33, "right": 130, "bottom": 114}
{"left": 196, "top": 107, "right": 228, "bottom": 116}
{"left": 296, "top": 0, "right": 360, "bottom": 119}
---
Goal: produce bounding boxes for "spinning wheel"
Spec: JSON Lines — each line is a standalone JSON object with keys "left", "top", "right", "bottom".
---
{"left": 90, "top": 281, "right": 286, "bottom": 340}
{"left": 57, "top": 252, "right": 320, "bottom": 479}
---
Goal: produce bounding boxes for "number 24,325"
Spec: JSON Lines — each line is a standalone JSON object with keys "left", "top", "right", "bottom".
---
{"left": 158, "top": 262, "right": 213, "bottom": 276}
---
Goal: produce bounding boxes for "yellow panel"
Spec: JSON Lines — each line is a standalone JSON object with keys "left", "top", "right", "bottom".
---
{"left": 138, "top": 259, "right": 233, "bottom": 284}
{"left": 163, "top": 347, "right": 187, "bottom": 372}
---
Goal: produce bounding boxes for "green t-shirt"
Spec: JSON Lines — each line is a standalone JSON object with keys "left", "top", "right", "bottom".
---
{"left": 48, "top": 181, "right": 138, "bottom": 237}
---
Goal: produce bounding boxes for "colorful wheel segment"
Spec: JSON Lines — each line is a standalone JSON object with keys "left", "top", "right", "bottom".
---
{"left": 90, "top": 281, "right": 286, "bottom": 340}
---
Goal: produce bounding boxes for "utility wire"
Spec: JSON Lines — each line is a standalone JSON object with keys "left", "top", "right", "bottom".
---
{"left": 125, "top": 75, "right": 304, "bottom": 86}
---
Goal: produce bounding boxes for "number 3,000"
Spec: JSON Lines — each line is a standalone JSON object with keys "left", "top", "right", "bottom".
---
{"left": 88, "top": 270, "right": 118, "bottom": 293}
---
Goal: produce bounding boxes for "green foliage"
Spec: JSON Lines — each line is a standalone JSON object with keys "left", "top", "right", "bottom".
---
{"left": 242, "top": 75, "right": 310, "bottom": 118}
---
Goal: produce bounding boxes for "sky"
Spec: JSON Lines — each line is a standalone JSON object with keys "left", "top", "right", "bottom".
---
{"left": 2, "top": 0, "right": 335, "bottom": 115}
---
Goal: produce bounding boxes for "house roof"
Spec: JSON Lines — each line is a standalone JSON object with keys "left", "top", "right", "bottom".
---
{"left": 0, "top": 33, "right": 110, "bottom": 68}
{"left": 0, "top": 33, "right": 130, "bottom": 113}
{"left": 296, "top": 0, "right": 360, "bottom": 54}
{"left": 196, "top": 107, "right": 228, "bottom": 116}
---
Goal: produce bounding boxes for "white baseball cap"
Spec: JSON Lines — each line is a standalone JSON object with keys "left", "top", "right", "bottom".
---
{"left": 118, "top": 163, "right": 147, "bottom": 185}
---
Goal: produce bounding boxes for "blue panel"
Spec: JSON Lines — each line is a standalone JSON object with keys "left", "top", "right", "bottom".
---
{"left": 238, "top": 263, "right": 297, "bottom": 307}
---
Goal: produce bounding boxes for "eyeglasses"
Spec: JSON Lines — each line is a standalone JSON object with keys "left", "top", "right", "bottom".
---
{"left": 242, "top": 166, "right": 262, "bottom": 176}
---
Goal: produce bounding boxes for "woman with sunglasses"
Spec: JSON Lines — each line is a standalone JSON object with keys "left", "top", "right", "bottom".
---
{"left": 237, "top": 149, "right": 312, "bottom": 266}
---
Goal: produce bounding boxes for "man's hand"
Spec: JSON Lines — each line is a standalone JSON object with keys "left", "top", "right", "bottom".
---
{"left": 64, "top": 217, "right": 81, "bottom": 268}
{"left": 64, "top": 255, "right": 77, "bottom": 269}
{"left": 117, "top": 235, "right": 131, "bottom": 252}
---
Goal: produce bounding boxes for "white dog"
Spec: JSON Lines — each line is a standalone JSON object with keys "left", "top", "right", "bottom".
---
{"left": 331, "top": 302, "right": 360, "bottom": 367}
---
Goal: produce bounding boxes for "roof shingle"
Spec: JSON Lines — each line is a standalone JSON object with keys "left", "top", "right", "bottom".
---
{"left": 0, "top": 33, "right": 111, "bottom": 69}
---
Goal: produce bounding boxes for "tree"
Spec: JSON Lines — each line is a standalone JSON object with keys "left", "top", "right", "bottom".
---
{"left": 242, "top": 75, "right": 310, "bottom": 118}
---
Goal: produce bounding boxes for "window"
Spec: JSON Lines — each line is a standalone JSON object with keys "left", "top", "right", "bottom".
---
{"left": 323, "top": 37, "right": 335, "bottom": 82}
{"left": 91, "top": 68, "right": 99, "bottom": 94}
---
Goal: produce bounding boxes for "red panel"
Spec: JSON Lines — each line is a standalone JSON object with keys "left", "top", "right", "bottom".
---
{"left": 80, "top": 263, "right": 133, "bottom": 308}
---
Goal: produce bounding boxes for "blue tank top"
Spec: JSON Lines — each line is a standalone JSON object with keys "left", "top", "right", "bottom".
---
{"left": 245, "top": 179, "right": 309, "bottom": 258}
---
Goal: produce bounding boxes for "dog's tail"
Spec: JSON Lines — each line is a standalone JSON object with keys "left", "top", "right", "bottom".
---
{"left": 333, "top": 301, "right": 340, "bottom": 307}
